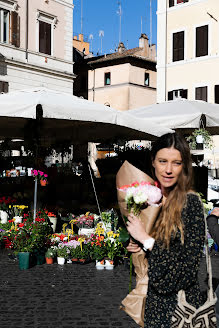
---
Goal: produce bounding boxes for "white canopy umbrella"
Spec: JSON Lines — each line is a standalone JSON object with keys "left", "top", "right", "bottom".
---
{"left": 0, "top": 87, "right": 174, "bottom": 221}
{"left": 0, "top": 87, "right": 173, "bottom": 143}
{"left": 129, "top": 98, "right": 219, "bottom": 134}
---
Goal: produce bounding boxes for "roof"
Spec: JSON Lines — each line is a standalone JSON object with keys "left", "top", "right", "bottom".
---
{"left": 86, "top": 47, "right": 156, "bottom": 66}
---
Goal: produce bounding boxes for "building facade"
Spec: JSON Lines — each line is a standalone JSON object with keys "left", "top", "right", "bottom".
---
{"left": 86, "top": 34, "right": 157, "bottom": 111}
{"left": 157, "top": 0, "right": 219, "bottom": 103}
{"left": 0, "top": 0, "right": 74, "bottom": 93}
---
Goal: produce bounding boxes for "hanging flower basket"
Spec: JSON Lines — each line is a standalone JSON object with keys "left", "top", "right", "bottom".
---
{"left": 40, "top": 180, "right": 47, "bottom": 187}
{"left": 186, "top": 128, "right": 213, "bottom": 150}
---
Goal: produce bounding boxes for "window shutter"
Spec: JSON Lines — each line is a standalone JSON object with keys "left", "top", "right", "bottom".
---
{"left": 168, "top": 91, "right": 173, "bottom": 101}
{"left": 0, "top": 81, "right": 9, "bottom": 93}
{"left": 11, "top": 11, "right": 19, "bottom": 47}
{"left": 173, "top": 31, "right": 184, "bottom": 62}
{"left": 196, "top": 25, "right": 208, "bottom": 57}
{"left": 180, "top": 89, "right": 188, "bottom": 99}
{"left": 39, "top": 21, "right": 51, "bottom": 55}
{"left": 169, "top": 0, "right": 174, "bottom": 7}
{"left": 215, "top": 85, "right": 219, "bottom": 104}
{"left": 195, "top": 86, "right": 207, "bottom": 102}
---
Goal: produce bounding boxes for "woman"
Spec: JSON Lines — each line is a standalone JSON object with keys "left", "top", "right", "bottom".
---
{"left": 126, "top": 133, "right": 206, "bottom": 328}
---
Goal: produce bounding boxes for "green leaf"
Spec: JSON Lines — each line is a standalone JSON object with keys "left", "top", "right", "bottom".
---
{"left": 118, "top": 227, "right": 130, "bottom": 243}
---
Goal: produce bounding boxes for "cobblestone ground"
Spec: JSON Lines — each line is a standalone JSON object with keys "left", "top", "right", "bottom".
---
{"left": 0, "top": 249, "right": 218, "bottom": 328}
{"left": 0, "top": 250, "right": 139, "bottom": 328}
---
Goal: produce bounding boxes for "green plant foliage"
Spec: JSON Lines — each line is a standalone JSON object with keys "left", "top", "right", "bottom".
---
{"left": 186, "top": 128, "right": 213, "bottom": 150}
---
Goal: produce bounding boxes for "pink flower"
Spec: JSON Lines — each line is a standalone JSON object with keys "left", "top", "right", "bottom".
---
{"left": 33, "top": 170, "right": 38, "bottom": 176}
{"left": 44, "top": 174, "right": 48, "bottom": 178}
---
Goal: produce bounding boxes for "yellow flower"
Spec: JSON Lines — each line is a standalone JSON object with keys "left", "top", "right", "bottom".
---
{"left": 107, "top": 231, "right": 114, "bottom": 238}
{"left": 85, "top": 211, "right": 90, "bottom": 217}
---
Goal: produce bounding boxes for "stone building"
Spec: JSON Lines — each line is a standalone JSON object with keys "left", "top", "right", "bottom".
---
{"left": 0, "top": 0, "right": 74, "bottom": 94}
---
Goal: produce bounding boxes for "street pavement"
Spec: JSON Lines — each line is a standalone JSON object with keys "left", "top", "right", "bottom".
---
{"left": 0, "top": 249, "right": 139, "bottom": 328}
{"left": 0, "top": 249, "right": 218, "bottom": 328}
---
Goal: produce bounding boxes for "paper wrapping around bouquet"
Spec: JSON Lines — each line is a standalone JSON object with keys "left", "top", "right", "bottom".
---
{"left": 116, "top": 160, "right": 161, "bottom": 327}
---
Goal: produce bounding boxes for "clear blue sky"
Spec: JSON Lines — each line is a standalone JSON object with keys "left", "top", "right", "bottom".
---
{"left": 73, "top": 0, "right": 157, "bottom": 55}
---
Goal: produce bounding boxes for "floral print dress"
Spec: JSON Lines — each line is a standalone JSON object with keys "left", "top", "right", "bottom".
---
{"left": 144, "top": 193, "right": 206, "bottom": 328}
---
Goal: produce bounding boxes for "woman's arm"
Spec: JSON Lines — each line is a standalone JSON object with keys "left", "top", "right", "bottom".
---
{"left": 207, "top": 212, "right": 219, "bottom": 246}
{"left": 147, "top": 194, "right": 205, "bottom": 295}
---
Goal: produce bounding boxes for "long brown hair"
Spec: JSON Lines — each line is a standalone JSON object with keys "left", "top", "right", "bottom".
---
{"left": 150, "top": 133, "right": 193, "bottom": 248}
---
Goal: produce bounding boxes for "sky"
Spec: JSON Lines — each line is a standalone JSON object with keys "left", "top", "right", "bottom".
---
{"left": 73, "top": 0, "right": 157, "bottom": 56}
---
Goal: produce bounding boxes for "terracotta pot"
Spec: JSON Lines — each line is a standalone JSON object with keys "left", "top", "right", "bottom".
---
{"left": 72, "top": 258, "right": 78, "bottom": 262}
{"left": 40, "top": 180, "right": 47, "bottom": 187}
{"left": 46, "top": 257, "right": 53, "bottom": 264}
{"left": 79, "top": 259, "right": 86, "bottom": 263}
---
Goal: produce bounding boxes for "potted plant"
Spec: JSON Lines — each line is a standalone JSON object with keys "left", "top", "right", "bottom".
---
{"left": 32, "top": 169, "right": 48, "bottom": 186}
{"left": 45, "top": 247, "right": 56, "bottom": 264}
{"left": 105, "top": 231, "right": 123, "bottom": 269}
{"left": 69, "top": 240, "right": 81, "bottom": 262}
{"left": 90, "top": 234, "right": 106, "bottom": 269}
{"left": 56, "top": 243, "right": 70, "bottom": 265}
{"left": 78, "top": 242, "right": 90, "bottom": 263}
{"left": 12, "top": 226, "right": 33, "bottom": 270}
{"left": 0, "top": 196, "right": 16, "bottom": 223}
{"left": 186, "top": 128, "right": 213, "bottom": 150}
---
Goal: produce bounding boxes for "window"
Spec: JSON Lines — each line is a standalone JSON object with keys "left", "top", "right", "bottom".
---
{"left": 169, "top": 0, "right": 188, "bottom": 7}
{"left": 0, "top": 81, "right": 8, "bottom": 93}
{"left": 0, "top": 8, "right": 19, "bottom": 46}
{"left": 173, "top": 31, "right": 184, "bottom": 62}
{"left": 215, "top": 85, "right": 219, "bottom": 104}
{"left": 104, "top": 72, "right": 111, "bottom": 85}
{"left": 39, "top": 21, "right": 51, "bottom": 55}
{"left": 168, "top": 89, "right": 188, "bottom": 100}
{"left": 195, "top": 86, "right": 207, "bottom": 102}
{"left": 144, "top": 72, "right": 149, "bottom": 86}
{"left": 37, "top": 11, "right": 57, "bottom": 56}
{"left": 0, "top": 8, "right": 9, "bottom": 43}
{"left": 196, "top": 25, "right": 208, "bottom": 57}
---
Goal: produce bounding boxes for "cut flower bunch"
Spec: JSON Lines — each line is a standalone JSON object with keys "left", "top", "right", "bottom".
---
{"left": 118, "top": 181, "right": 162, "bottom": 216}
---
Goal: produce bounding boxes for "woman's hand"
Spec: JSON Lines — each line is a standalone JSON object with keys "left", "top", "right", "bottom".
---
{"left": 127, "top": 213, "right": 150, "bottom": 245}
{"left": 126, "top": 239, "right": 141, "bottom": 253}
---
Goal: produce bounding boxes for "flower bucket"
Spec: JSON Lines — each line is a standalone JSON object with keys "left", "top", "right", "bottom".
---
{"left": 14, "top": 216, "right": 22, "bottom": 224}
{"left": 33, "top": 250, "right": 45, "bottom": 265}
{"left": 105, "top": 259, "right": 114, "bottom": 270}
{"left": 18, "top": 252, "right": 30, "bottom": 270}
{"left": 46, "top": 257, "right": 53, "bottom": 264}
{"left": 96, "top": 259, "right": 105, "bottom": 270}
{"left": 48, "top": 216, "right": 57, "bottom": 233}
{"left": 40, "top": 180, "right": 47, "bottom": 187}
{"left": 0, "top": 210, "right": 8, "bottom": 224}
{"left": 57, "top": 257, "right": 65, "bottom": 265}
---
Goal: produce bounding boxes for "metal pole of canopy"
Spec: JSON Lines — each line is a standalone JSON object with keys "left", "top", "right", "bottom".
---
{"left": 33, "top": 177, "right": 37, "bottom": 222}
{"left": 88, "top": 163, "right": 106, "bottom": 232}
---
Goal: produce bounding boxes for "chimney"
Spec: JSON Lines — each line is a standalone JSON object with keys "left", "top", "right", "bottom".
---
{"left": 118, "top": 42, "right": 126, "bottom": 54}
{"left": 79, "top": 34, "right": 84, "bottom": 42}
{"left": 139, "top": 33, "right": 149, "bottom": 57}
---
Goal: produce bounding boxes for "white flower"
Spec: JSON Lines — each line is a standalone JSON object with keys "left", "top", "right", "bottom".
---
{"left": 133, "top": 191, "right": 148, "bottom": 204}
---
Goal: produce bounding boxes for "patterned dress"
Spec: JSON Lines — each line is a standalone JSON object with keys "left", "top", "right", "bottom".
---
{"left": 144, "top": 193, "right": 206, "bottom": 328}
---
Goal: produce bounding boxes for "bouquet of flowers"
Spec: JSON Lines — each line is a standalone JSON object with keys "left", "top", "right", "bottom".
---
{"left": 116, "top": 160, "right": 163, "bottom": 327}
{"left": 118, "top": 181, "right": 162, "bottom": 216}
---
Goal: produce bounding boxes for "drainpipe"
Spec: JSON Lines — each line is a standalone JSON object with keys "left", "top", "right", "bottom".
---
{"left": 164, "top": 0, "right": 168, "bottom": 101}
{"left": 26, "top": 0, "right": 29, "bottom": 61}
